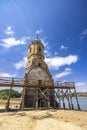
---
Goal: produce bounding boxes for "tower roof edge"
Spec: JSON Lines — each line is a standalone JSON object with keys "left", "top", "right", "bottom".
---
{"left": 28, "top": 39, "right": 44, "bottom": 49}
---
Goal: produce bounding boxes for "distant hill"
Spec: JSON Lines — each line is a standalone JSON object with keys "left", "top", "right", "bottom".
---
{"left": 0, "top": 89, "right": 21, "bottom": 99}
{"left": 77, "top": 92, "right": 87, "bottom": 97}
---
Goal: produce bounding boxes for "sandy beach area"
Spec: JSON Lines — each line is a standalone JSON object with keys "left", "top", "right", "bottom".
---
{"left": 0, "top": 110, "right": 87, "bottom": 130}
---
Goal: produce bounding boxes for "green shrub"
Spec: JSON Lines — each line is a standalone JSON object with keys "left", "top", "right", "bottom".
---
{"left": 0, "top": 89, "right": 21, "bottom": 99}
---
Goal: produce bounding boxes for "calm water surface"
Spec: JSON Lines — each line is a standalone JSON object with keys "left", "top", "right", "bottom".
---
{"left": 60, "top": 97, "right": 87, "bottom": 110}
{"left": 78, "top": 97, "right": 87, "bottom": 110}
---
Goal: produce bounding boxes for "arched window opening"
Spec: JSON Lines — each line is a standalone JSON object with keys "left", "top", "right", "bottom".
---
{"left": 39, "top": 47, "right": 41, "bottom": 52}
{"left": 38, "top": 63, "right": 41, "bottom": 67}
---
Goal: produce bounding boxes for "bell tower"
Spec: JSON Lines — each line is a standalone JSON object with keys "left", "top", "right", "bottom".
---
{"left": 27, "top": 37, "right": 44, "bottom": 70}
{"left": 23, "top": 35, "right": 54, "bottom": 108}
{"left": 26, "top": 35, "right": 53, "bottom": 85}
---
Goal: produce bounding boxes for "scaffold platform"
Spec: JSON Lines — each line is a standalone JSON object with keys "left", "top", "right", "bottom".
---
{"left": 0, "top": 76, "right": 80, "bottom": 111}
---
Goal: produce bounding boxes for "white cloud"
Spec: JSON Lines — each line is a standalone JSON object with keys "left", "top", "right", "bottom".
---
{"left": 44, "top": 50, "right": 49, "bottom": 54}
{"left": 54, "top": 68, "right": 72, "bottom": 79}
{"left": 60, "top": 45, "right": 68, "bottom": 50}
{"left": 45, "top": 55, "right": 78, "bottom": 70}
{"left": 44, "top": 50, "right": 50, "bottom": 56}
{"left": 0, "top": 25, "right": 31, "bottom": 48}
{"left": 14, "top": 57, "right": 27, "bottom": 70}
{"left": 75, "top": 82, "right": 87, "bottom": 87}
{"left": 81, "top": 29, "right": 87, "bottom": 36}
{"left": 80, "top": 29, "right": 87, "bottom": 41}
{"left": 5, "top": 26, "right": 15, "bottom": 35}
{"left": 0, "top": 72, "right": 16, "bottom": 77}
{"left": 75, "top": 82, "right": 87, "bottom": 92}
{"left": 0, "top": 36, "right": 30, "bottom": 48}
{"left": 36, "top": 29, "right": 43, "bottom": 34}
{"left": 54, "top": 52, "right": 58, "bottom": 56}
{"left": 44, "top": 49, "right": 52, "bottom": 57}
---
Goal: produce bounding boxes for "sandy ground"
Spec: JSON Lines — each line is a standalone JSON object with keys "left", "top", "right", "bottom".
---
{"left": 0, "top": 110, "right": 87, "bottom": 130}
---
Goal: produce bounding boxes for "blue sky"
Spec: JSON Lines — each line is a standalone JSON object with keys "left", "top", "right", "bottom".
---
{"left": 0, "top": 0, "right": 87, "bottom": 92}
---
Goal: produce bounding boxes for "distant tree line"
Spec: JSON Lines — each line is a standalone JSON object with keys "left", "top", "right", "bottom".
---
{"left": 0, "top": 89, "right": 21, "bottom": 99}
{"left": 77, "top": 92, "right": 87, "bottom": 97}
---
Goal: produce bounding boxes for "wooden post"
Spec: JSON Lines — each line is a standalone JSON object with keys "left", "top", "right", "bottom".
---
{"left": 47, "top": 89, "right": 50, "bottom": 109}
{"left": 5, "top": 78, "right": 13, "bottom": 112}
{"left": 53, "top": 89, "right": 57, "bottom": 109}
{"left": 45, "top": 100, "right": 47, "bottom": 109}
{"left": 59, "top": 99, "right": 61, "bottom": 109}
{"left": 33, "top": 89, "right": 36, "bottom": 109}
{"left": 57, "top": 89, "right": 61, "bottom": 109}
{"left": 20, "top": 86, "right": 26, "bottom": 110}
{"left": 74, "top": 88, "right": 80, "bottom": 110}
{"left": 35, "top": 89, "right": 38, "bottom": 110}
{"left": 69, "top": 89, "right": 74, "bottom": 110}
{"left": 66, "top": 89, "right": 71, "bottom": 110}
{"left": 62, "top": 89, "right": 65, "bottom": 109}
{"left": 21, "top": 73, "right": 27, "bottom": 110}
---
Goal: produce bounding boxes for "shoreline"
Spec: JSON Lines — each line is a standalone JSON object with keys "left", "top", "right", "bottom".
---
{"left": 78, "top": 97, "right": 87, "bottom": 98}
